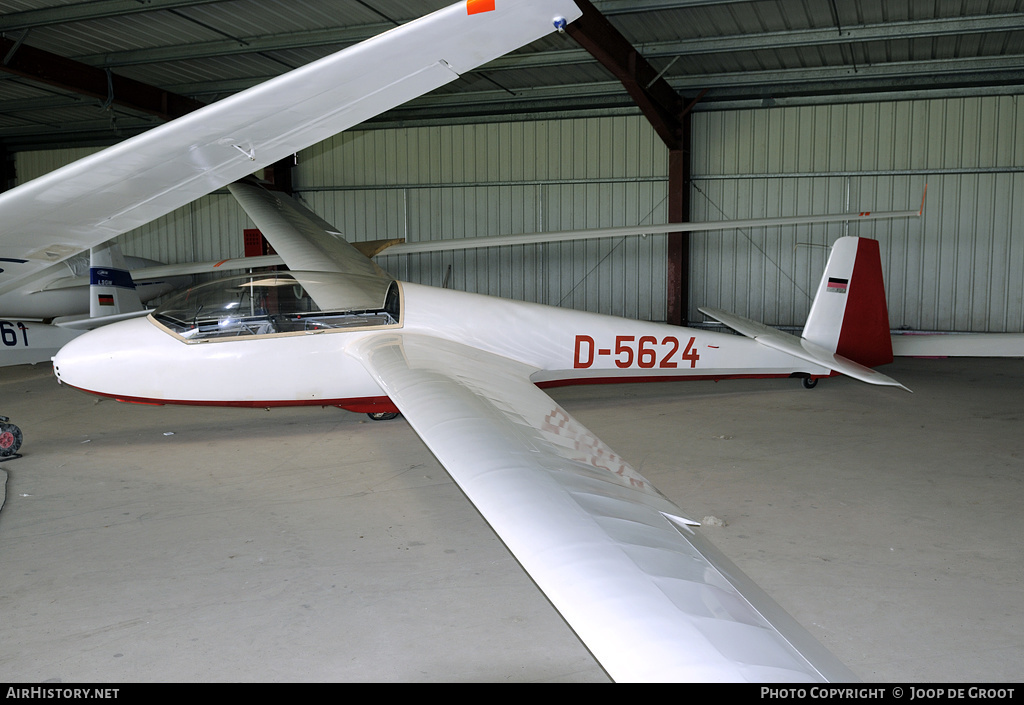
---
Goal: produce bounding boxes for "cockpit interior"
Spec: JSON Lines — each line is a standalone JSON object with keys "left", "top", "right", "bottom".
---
{"left": 152, "top": 272, "right": 401, "bottom": 342}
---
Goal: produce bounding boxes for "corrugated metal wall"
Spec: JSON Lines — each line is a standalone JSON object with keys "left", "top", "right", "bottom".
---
{"left": 294, "top": 116, "right": 670, "bottom": 320}
{"left": 14, "top": 147, "right": 100, "bottom": 183}
{"left": 14, "top": 98, "right": 1022, "bottom": 332}
{"left": 691, "top": 96, "right": 1024, "bottom": 332}
{"left": 117, "top": 193, "right": 253, "bottom": 267}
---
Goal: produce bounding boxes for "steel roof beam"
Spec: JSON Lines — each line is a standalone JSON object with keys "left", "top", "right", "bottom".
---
{"left": 564, "top": 0, "right": 684, "bottom": 151}
{"left": 65, "top": 13, "right": 1023, "bottom": 75}
{"left": 46, "top": 52, "right": 1008, "bottom": 111}
{"left": 491, "top": 14, "right": 1024, "bottom": 71}
{"left": 376, "top": 55, "right": 1024, "bottom": 109}
{"left": 0, "top": 0, "right": 723, "bottom": 33}
{"left": 76, "top": 24, "right": 393, "bottom": 68}
{"left": 8, "top": 75, "right": 1024, "bottom": 148}
{"left": 0, "top": 0, "right": 228, "bottom": 32}
{"left": 665, "top": 55, "right": 1024, "bottom": 92}
{"left": 0, "top": 37, "right": 204, "bottom": 122}
{"left": 596, "top": 0, "right": 743, "bottom": 11}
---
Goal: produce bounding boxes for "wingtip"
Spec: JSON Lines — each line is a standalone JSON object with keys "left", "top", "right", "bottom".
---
{"left": 885, "top": 379, "right": 913, "bottom": 393}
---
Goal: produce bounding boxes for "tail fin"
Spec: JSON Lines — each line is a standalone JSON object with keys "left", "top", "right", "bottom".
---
{"left": 89, "top": 242, "right": 144, "bottom": 319}
{"left": 802, "top": 236, "right": 893, "bottom": 368}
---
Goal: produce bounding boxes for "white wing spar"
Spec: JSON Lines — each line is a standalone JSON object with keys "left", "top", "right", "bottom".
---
{"left": 0, "top": 0, "right": 583, "bottom": 297}
{"left": 380, "top": 205, "right": 925, "bottom": 256}
{"left": 348, "top": 332, "right": 858, "bottom": 683}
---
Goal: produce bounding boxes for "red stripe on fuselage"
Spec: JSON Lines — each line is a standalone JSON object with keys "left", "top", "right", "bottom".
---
{"left": 62, "top": 372, "right": 833, "bottom": 414}
{"left": 60, "top": 383, "right": 399, "bottom": 413}
{"left": 536, "top": 371, "right": 834, "bottom": 389}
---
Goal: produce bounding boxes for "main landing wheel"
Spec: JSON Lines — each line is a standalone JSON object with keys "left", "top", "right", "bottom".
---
{"left": 367, "top": 411, "right": 400, "bottom": 421}
{"left": 0, "top": 418, "right": 23, "bottom": 457}
{"left": 801, "top": 377, "right": 818, "bottom": 389}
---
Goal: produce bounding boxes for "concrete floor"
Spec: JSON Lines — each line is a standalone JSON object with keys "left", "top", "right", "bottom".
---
{"left": 0, "top": 356, "right": 1021, "bottom": 683}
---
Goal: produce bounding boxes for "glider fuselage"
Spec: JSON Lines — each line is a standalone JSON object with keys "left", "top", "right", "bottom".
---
{"left": 52, "top": 280, "right": 827, "bottom": 410}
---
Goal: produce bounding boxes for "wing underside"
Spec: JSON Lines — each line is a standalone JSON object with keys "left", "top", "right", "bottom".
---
{"left": 348, "top": 332, "right": 856, "bottom": 683}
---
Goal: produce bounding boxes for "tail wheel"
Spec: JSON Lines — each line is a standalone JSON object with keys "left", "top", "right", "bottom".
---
{"left": 0, "top": 423, "right": 22, "bottom": 457}
{"left": 802, "top": 377, "right": 818, "bottom": 389}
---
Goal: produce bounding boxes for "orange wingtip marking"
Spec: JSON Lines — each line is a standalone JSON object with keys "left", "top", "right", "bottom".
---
{"left": 467, "top": 0, "right": 496, "bottom": 15}
{"left": 213, "top": 259, "right": 230, "bottom": 267}
{"left": 859, "top": 211, "right": 872, "bottom": 217}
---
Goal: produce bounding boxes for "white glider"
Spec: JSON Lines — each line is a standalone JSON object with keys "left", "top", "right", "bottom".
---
{"left": 2, "top": 0, "right": 929, "bottom": 682}
{"left": 53, "top": 176, "right": 906, "bottom": 682}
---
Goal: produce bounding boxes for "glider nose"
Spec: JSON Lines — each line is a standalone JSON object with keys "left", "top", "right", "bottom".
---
{"left": 52, "top": 316, "right": 164, "bottom": 400}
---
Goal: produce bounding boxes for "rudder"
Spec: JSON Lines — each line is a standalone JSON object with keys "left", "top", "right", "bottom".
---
{"left": 802, "top": 237, "right": 893, "bottom": 368}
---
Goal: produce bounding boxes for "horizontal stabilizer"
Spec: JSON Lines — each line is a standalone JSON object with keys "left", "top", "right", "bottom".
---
{"left": 38, "top": 255, "right": 286, "bottom": 292}
{"left": 355, "top": 239, "right": 406, "bottom": 258}
{"left": 42, "top": 242, "right": 405, "bottom": 291}
{"left": 701, "top": 307, "right": 911, "bottom": 392}
{"left": 52, "top": 309, "right": 151, "bottom": 331}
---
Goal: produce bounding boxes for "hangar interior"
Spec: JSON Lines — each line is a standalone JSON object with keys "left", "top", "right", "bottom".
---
{"left": 1, "top": 0, "right": 1022, "bottom": 683}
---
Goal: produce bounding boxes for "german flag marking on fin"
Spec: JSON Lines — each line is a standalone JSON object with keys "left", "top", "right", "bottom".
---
{"left": 826, "top": 277, "right": 849, "bottom": 294}
{"left": 467, "top": 0, "right": 496, "bottom": 15}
